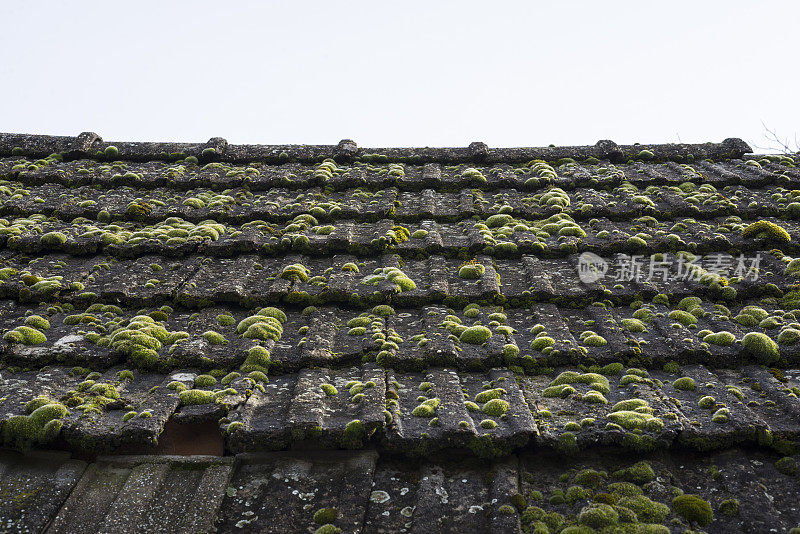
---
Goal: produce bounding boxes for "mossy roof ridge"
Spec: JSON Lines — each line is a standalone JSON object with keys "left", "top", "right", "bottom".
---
{"left": 0, "top": 131, "right": 752, "bottom": 164}
{"left": 3, "top": 447, "right": 800, "bottom": 533}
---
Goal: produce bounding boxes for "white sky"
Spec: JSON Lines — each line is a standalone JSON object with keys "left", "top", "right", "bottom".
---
{"left": 1, "top": 1, "right": 798, "bottom": 152}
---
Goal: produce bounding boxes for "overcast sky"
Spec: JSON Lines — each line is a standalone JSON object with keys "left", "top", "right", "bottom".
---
{"left": 1, "top": 1, "right": 797, "bottom": 152}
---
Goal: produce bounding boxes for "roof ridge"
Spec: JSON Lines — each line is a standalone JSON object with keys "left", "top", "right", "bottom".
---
{"left": 0, "top": 131, "right": 752, "bottom": 164}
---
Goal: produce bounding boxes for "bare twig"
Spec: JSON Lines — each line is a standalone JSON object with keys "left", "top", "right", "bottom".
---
{"left": 755, "top": 120, "right": 798, "bottom": 154}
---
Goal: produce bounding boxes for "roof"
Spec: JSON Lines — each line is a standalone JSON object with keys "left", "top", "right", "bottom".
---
{"left": 1, "top": 131, "right": 800, "bottom": 533}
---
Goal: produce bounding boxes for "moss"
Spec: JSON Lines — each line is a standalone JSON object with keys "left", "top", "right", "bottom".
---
{"left": 475, "top": 388, "right": 505, "bottom": 403}
{"left": 216, "top": 314, "right": 235, "bottom": 326}
{"left": 574, "top": 469, "right": 607, "bottom": 488}
{"left": 482, "top": 398, "right": 510, "bottom": 416}
{"left": 104, "top": 145, "right": 119, "bottom": 159}
{"left": 742, "top": 332, "right": 780, "bottom": 364}
{"left": 614, "top": 461, "right": 655, "bottom": 484}
{"left": 621, "top": 318, "right": 646, "bottom": 333}
{"left": 458, "top": 264, "right": 485, "bottom": 279}
{"left": 558, "top": 432, "right": 578, "bottom": 454}
{"left": 672, "top": 494, "right": 713, "bottom": 527}
{"left": 742, "top": 220, "right": 791, "bottom": 243}
{"left": 40, "top": 231, "right": 67, "bottom": 247}
{"left": 697, "top": 395, "right": 715, "bottom": 409}
{"left": 582, "top": 334, "right": 607, "bottom": 346}
{"left": 460, "top": 325, "right": 492, "bottom": 344}
{"left": 313, "top": 508, "right": 339, "bottom": 525}
{"left": 24, "top": 315, "right": 50, "bottom": 331}
{"left": 123, "top": 411, "right": 137, "bottom": 422}
{"left": 202, "top": 330, "right": 227, "bottom": 345}
{"left": 480, "top": 419, "right": 498, "bottom": 429}
{"left": 719, "top": 498, "right": 739, "bottom": 517}
{"left": 321, "top": 383, "right": 338, "bottom": 396}
{"left": 673, "top": 377, "right": 696, "bottom": 391}
{"left": 314, "top": 525, "right": 341, "bottom": 534}
{"left": 194, "top": 374, "right": 217, "bottom": 387}
{"left": 531, "top": 336, "right": 555, "bottom": 351}
{"left": 372, "top": 305, "right": 395, "bottom": 317}
{"left": 703, "top": 331, "right": 736, "bottom": 346}
{"left": 543, "top": 384, "right": 576, "bottom": 398}
{"left": 600, "top": 362, "right": 624, "bottom": 375}
{"left": 618, "top": 495, "right": 669, "bottom": 523}
{"left": 577, "top": 504, "right": 618, "bottom": 528}
{"left": 776, "top": 456, "right": 797, "bottom": 475}
{"left": 341, "top": 419, "right": 366, "bottom": 449}
{"left": 179, "top": 389, "right": 217, "bottom": 406}
{"left": 4, "top": 326, "right": 47, "bottom": 345}
{"left": 668, "top": 309, "right": 697, "bottom": 326}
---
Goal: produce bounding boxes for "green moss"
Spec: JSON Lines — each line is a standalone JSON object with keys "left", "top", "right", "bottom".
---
{"left": 582, "top": 334, "right": 607, "bottom": 346}
{"left": 314, "top": 525, "right": 341, "bottom": 534}
{"left": 459, "top": 325, "right": 492, "bottom": 345}
{"left": 480, "top": 419, "right": 498, "bottom": 429}
{"left": 341, "top": 419, "right": 366, "bottom": 449}
{"left": 372, "top": 305, "right": 395, "bottom": 317}
{"left": 719, "top": 498, "right": 739, "bottom": 517}
{"left": 668, "top": 309, "right": 697, "bottom": 326}
{"left": 411, "top": 229, "right": 428, "bottom": 239}
{"left": 179, "top": 389, "right": 217, "bottom": 405}
{"left": 194, "top": 374, "right": 217, "bottom": 387}
{"left": 673, "top": 377, "right": 696, "bottom": 391}
{"left": 313, "top": 508, "right": 339, "bottom": 525}
{"left": 321, "top": 383, "right": 338, "bottom": 396}
{"left": 577, "top": 504, "right": 618, "bottom": 528}
{"left": 40, "top": 231, "right": 67, "bottom": 247}
{"left": 574, "top": 469, "right": 607, "bottom": 488}
{"left": 776, "top": 456, "right": 797, "bottom": 475}
{"left": 104, "top": 145, "right": 119, "bottom": 159}
{"left": 4, "top": 326, "right": 47, "bottom": 345}
{"left": 202, "top": 330, "right": 227, "bottom": 345}
{"left": 123, "top": 411, "right": 137, "bottom": 422}
{"left": 618, "top": 495, "right": 669, "bottom": 523}
{"left": 216, "top": 314, "right": 235, "bottom": 326}
{"left": 672, "top": 494, "right": 713, "bottom": 527}
{"left": 531, "top": 336, "right": 555, "bottom": 351}
{"left": 475, "top": 388, "right": 505, "bottom": 403}
{"left": 412, "top": 404, "right": 436, "bottom": 417}
{"left": 458, "top": 264, "right": 485, "bottom": 279}
{"left": 698, "top": 395, "right": 716, "bottom": 409}
{"left": 703, "top": 331, "right": 736, "bottom": 346}
{"left": 24, "top": 315, "right": 50, "bottom": 331}
{"left": 742, "top": 332, "right": 780, "bottom": 364}
{"left": 614, "top": 461, "right": 655, "bottom": 484}
{"left": 742, "top": 220, "right": 791, "bottom": 243}
{"left": 621, "top": 318, "right": 646, "bottom": 333}
{"left": 600, "top": 362, "right": 624, "bottom": 375}
{"left": 482, "top": 398, "right": 510, "bottom": 416}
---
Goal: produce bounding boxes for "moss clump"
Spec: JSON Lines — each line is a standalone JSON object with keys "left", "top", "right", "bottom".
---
{"left": 2, "top": 401, "right": 68, "bottom": 450}
{"left": 614, "top": 461, "right": 655, "bottom": 484}
{"left": 40, "top": 231, "right": 67, "bottom": 247}
{"left": 574, "top": 469, "right": 607, "bottom": 488}
{"left": 531, "top": 336, "right": 555, "bottom": 351}
{"left": 24, "top": 315, "right": 50, "bottom": 330}
{"left": 698, "top": 395, "right": 716, "bottom": 409}
{"left": 577, "top": 504, "right": 618, "bottom": 528}
{"left": 459, "top": 325, "right": 492, "bottom": 345}
{"left": 458, "top": 264, "right": 485, "bottom": 279}
{"left": 313, "top": 508, "right": 339, "bottom": 525}
{"left": 703, "top": 331, "right": 736, "bottom": 346}
{"left": 618, "top": 495, "right": 669, "bottom": 523}
{"left": 673, "top": 376, "right": 696, "bottom": 391}
{"left": 482, "top": 398, "right": 510, "bottom": 416}
{"left": 341, "top": 419, "right": 366, "bottom": 449}
{"left": 241, "top": 346, "right": 271, "bottom": 374}
{"left": 314, "top": 525, "right": 341, "bottom": 534}
{"left": 742, "top": 220, "right": 791, "bottom": 243}
{"left": 280, "top": 263, "right": 310, "bottom": 282}
{"left": 475, "top": 388, "right": 506, "bottom": 403}
{"left": 194, "top": 374, "right": 217, "bottom": 387}
{"left": 672, "top": 494, "right": 713, "bottom": 527}
{"left": 371, "top": 305, "right": 395, "bottom": 317}
{"left": 104, "top": 145, "right": 119, "bottom": 159}
{"left": 321, "top": 383, "right": 338, "bottom": 396}
{"left": 668, "top": 309, "right": 697, "bottom": 326}
{"left": 776, "top": 456, "right": 797, "bottom": 475}
{"left": 202, "top": 330, "right": 227, "bottom": 345}
{"left": 742, "top": 332, "right": 780, "bottom": 364}
{"left": 719, "top": 499, "right": 739, "bottom": 517}
{"left": 4, "top": 326, "right": 47, "bottom": 345}
{"left": 621, "top": 318, "right": 646, "bottom": 333}
{"left": 480, "top": 419, "right": 498, "bottom": 429}
{"left": 216, "top": 314, "right": 235, "bottom": 326}
{"left": 179, "top": 389, "right": 217, "bottom": 405}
